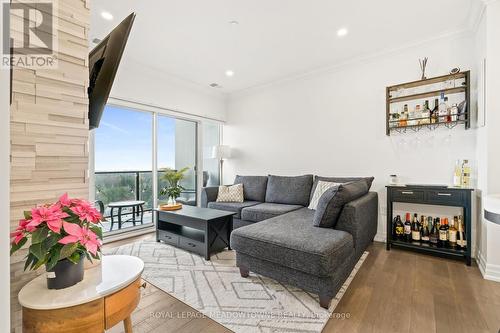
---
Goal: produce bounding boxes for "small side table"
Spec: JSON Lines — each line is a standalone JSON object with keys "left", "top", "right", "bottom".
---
{"left": 18, "top": 255, "right": 145, "bottom": 333}
{"left": 108, "top": 200, "right": 145, "bottom": 231}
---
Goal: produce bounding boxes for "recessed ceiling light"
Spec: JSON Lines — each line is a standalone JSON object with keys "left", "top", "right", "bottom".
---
{"left": 337, "top": 28, "right": 348, "bottom": 37}
{"left": 225, "top": 70, "right": 234, "bottom": 77}
{"left": 101, "top": 11, "right": 113, "bottom": 20}
{"left": 229, "top": 20, "right": 239, "bottom": 25}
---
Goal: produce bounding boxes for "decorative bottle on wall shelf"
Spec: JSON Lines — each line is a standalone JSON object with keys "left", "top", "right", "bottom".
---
{"left": 422, "top": 100, "right": 431, "bottom": 124}
{"left": 431, "top": 98, "right": 439, "bottom": 124}
{"left": 439, "top": 94, "right": 449, "bottom": 123}
{"left": 450, "top": 103, "right": 459, "bottom": 121}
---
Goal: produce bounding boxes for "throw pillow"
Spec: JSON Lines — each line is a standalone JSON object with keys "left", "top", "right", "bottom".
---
{"left": 216, "top": 184, "right": 244, "bottom": 203}
{"left": 234, "top": 175, "right": 268, "bottom": 202}
{"left": 308, "top": 180, "right": 341, "bottom": 210}
{"left": 313, "top": 180, "right": 369, "bottom": 228}
{"left": 265, "top": 174, "right": 314, "bottom": 206}
{"left": 311, "top": 176, "right": 374, "bottom": 196}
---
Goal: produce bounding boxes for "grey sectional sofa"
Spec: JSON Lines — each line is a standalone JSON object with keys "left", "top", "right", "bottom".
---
{"left": 201, "top": 174, "right": 378, "bottom": 309}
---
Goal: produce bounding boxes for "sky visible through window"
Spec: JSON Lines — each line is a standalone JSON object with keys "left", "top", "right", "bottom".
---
{"left": 94, "top": 105, "right": 175, "bottom": 171}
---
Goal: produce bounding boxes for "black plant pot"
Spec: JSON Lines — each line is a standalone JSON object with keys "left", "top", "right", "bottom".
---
{"left": 46, "top": 257, "right": 84, "bottom": 290}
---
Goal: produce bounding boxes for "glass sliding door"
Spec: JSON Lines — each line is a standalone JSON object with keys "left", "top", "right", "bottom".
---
{"left": 157, "top": 115, "right": 198, "bottom": 206}
{"left": 202, "top": 122, "right": 221, "bottom": 186}
{"left": 94, "top": 105, "right": 154, "bottom": 234}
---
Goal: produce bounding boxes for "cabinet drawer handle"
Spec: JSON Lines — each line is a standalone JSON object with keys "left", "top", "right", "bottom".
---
{"left": 140, "top": 282, "right": 147, "bottom": 289}
{"left": 437, "top": 193, "right": 452, "bottom": 196}
{"left": 401, "top": 191, "right": 414, "bottom": 195}
{"left": 164, "top": 235, "right": 172, "bottom": 239}
{"left": 187, "top": 242, "right": 196, "bottom": 247}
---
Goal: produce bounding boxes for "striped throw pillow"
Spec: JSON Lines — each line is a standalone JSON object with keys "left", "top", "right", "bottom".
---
{"left": 308, "top": 181, "right": 341, "bottom": 210}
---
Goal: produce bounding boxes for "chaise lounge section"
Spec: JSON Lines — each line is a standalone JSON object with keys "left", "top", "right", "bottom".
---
{"left": 201, "top": 174, "right": 378, "bottom": 308}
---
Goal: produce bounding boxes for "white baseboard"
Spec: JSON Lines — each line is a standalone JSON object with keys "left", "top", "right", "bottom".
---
{"left": 373, "top": 232, "right": 386, "bottom": 243}
{"left": 476, "top": 250, "right": 500, "bottom": 282}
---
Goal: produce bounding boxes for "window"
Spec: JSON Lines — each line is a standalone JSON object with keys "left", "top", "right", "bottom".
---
{"left": 93, "top": 104, "right": 222, "bottom": 236}
{"left": 94, "top": 105, "right": 154, "bottom": 233}
{"left": 202, "top": 122, "right": 221, "bottom": 186}
{"left": 157, "top": 116, "right": 198, "bottom": 206}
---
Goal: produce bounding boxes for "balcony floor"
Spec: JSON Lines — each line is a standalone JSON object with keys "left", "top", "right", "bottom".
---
{"left": 101, "top": 211, "right": 154, "bottom": 233}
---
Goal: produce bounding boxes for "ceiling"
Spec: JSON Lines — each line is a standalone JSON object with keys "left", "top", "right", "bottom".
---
{"left": 90, "top": 0, "right": 482, "bottom": 93}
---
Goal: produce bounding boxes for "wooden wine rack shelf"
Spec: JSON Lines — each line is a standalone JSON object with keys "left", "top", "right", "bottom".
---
{"left": 385, "top": 71, "right": 470, "bottom": 135}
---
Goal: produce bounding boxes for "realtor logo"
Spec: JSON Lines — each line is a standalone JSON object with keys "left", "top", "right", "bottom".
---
{"left": 2, "top": 0, "right": 58, "bottom": 69}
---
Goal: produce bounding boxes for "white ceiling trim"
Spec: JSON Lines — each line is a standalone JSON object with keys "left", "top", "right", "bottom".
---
{"left": 230, "top": 28, "right": 473, "bottom": 98}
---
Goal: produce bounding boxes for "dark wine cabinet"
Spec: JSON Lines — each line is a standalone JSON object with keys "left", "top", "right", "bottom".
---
{"left": 386, "top": 185, "right": 473, "bottom": 265}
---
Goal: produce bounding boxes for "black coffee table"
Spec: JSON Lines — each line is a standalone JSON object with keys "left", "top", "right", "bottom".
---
{"left": 155, "top": 206, "right": 235, "bottom": 260}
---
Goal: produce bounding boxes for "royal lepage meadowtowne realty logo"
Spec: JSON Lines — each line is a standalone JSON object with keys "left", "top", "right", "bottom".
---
{"left": 2, "top": 0, "right": 58, "bottom": 69}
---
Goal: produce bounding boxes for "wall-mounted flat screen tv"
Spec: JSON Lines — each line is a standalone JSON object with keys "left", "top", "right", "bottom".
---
{"left": 88, "top": 13, "right": 135, "bottom": 129}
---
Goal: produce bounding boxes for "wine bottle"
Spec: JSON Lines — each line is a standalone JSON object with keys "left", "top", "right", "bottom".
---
{"left": 404, "top": 212, "right": 412, "bottom": 242}
{"left": 421, "top": 216, "right": 430, "bottom": 243}
{"left": 453, "top": 160, "right": 462, "bottom": 187}
{"left": 431, "top": 98, "right": 439, "bottom": 124}
{"left": 393, "top": 215, "right": 404, "bottom": 240}
{"left": 457, "top": 215, "right": 467, "bottom": 249}
{"left": 411, "top": 213, "right": 421, "bottom": 243}
{"left": 430, "top": 217, "right": 439, "bottom": 245}
{"left": 422, "top": 100, "right": 431, "bottom": 124}
{"left": 461, "top": 160, "right": 471, "bottom": 187}
{"left": 438, "top": 218, "right": 449, "bottom": 248}
{"left": 449, "top": 216, "right": 458, "bottom": 249}
{"left": 445, "top": 97, "right": 452, "bottom": 122}
{"left": 439, "top": 93, "right": 448, "bottom": 122}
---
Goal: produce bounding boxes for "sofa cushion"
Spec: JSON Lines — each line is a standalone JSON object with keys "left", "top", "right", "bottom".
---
{"left": 311, "top": 176, "right": 374, "bottom": 200}
{"left": 208, "top": 201, "right": 260, "bottom": 219}
{"left": 234, "top": 175, "right": 268, "bottom": 202}
{"left": 241, "top": 203, "right": 303, "bottom": 222}
{"left": 308, "top": 180, "right": 341, "bottom": 210}
{"left": 231, "top": 208, "right": 354, "bottom": 277}
{"left": 265, "top": 174, "right": 313, "bottom": 206}
{"left": 313, "top": 180, "right": 369, "bottom": 228}
{"left": 216, "top": 184, "right": 244, "bottom": 203}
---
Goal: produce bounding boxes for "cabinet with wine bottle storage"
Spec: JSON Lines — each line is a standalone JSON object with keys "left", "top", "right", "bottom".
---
{"left": 386, "top": 71, "right": 470, "bottom": 135}
{"left": 386, "top": 185, "right": 473, "bottom": 265}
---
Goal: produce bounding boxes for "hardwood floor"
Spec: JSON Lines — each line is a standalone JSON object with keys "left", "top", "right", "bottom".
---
{"left": 104, "top": 234, "right": 500, "bottom": 333}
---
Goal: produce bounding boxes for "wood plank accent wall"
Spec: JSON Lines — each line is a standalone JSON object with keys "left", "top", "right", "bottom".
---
{"left": 9, "top": 1, "right": 90, "bottom": 331}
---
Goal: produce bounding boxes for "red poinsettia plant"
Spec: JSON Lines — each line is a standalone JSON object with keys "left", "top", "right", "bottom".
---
{"left": 10, "top": 193, "right": 104, "bottom": 271}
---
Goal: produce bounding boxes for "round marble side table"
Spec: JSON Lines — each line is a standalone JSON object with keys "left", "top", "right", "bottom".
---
{"left": 19, "top": 255, "right": 145, "bottom": 333}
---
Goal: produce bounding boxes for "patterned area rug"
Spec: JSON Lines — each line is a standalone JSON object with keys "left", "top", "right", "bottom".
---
{"left": 104, "top": 240, "right": 367, "bottom": 333}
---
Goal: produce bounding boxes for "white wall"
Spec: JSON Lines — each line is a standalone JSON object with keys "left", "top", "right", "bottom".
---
{"left": 0, "top": 1, "right": 10, "bottom": 329}
{"left": 111, "top": 57, "right": 227, "bottom": 122}
{"left": 476, "top": 0, "right": 500, "bottom": 281}
{"left": 224, "top": 33, "right": 477, "bottom": 242}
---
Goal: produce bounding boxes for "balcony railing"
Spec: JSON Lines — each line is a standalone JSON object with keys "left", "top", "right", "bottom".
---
{"left": 95, "top": 170, "right": 196, "bottom": 218}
